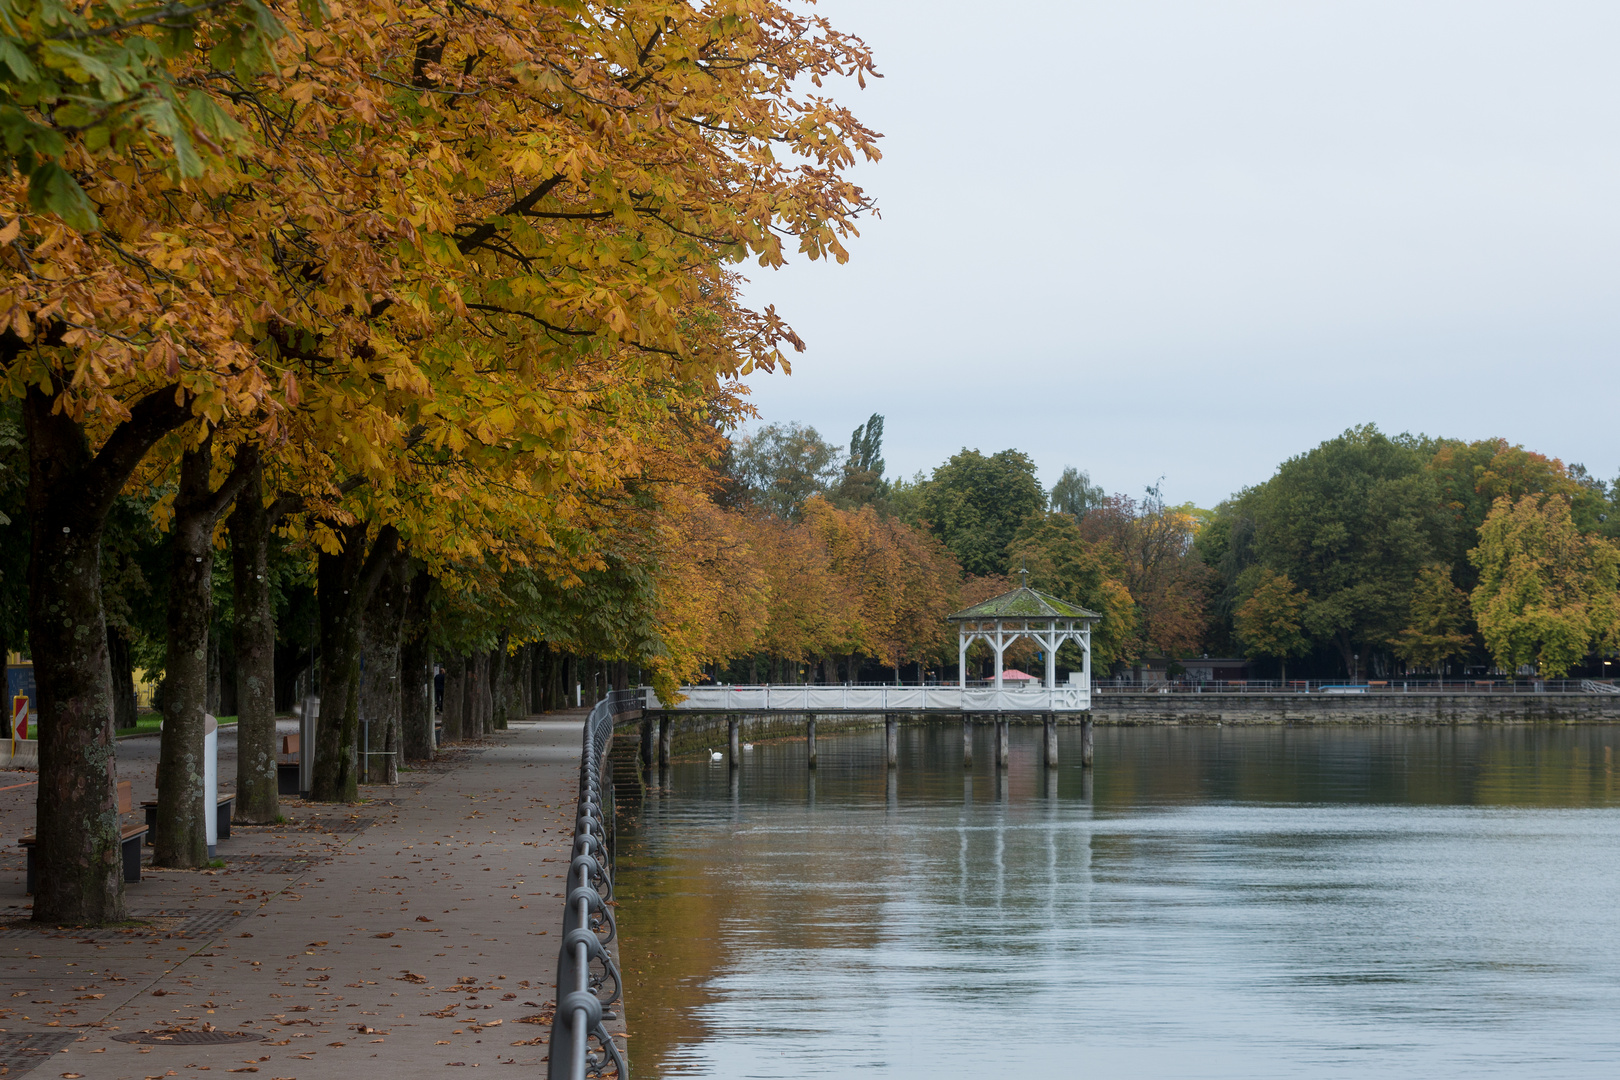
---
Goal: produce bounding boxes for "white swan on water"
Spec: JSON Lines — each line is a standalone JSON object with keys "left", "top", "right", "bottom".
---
{"left": 743, "top": 742, "right": 754, "bottom": 750}
{"left": 708, "top": 748, "right": 724, "bottom": 761}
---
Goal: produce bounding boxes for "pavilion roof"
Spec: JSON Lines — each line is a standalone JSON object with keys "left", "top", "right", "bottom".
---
{"left": 947, "top": 584, "right": 1100, "bottom": 622}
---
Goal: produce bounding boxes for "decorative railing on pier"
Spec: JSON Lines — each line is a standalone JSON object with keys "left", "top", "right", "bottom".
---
{"left": 645, "top": 682, "right": 1092, "bottom": 713}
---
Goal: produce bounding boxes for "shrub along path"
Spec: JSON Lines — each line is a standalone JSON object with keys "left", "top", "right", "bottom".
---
{"left": 0, "top": 714, "right": 604, "bottom": 1079}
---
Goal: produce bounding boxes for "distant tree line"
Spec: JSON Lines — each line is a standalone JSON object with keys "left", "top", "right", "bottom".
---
{"left": 698, "top": 419, "right": 1620, "bottom": 683}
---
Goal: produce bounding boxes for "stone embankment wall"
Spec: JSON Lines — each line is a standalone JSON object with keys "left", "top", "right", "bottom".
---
{"left": 1086, "top": 692, "right": 1620, "bottom": 725}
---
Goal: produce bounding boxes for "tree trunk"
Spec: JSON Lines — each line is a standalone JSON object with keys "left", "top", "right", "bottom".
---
{"left": 359, "top": 553, "right": 405, "bottom": 783}
{"left": 400, "top": 568, "right": 434, "bottom": 761}
{"left": 1334, "top": 631, "right": 1356, "bottom": 679}
{"left": 480, "top": 651, "right": 494, "bottom": 733}
{"left": 215, "top": 615, "right": 237, "bottom": 718}
{"left": 547, "top": 646, "right": 564, "bottom": 711}
{"left": 441, "top": 655, "right": 465, "bottom": 741}
{"left": 205, "top": 617, "right": 221, "bottom": 717}
{"left": 156, "top": 435, "right": 256, "bottom": 869}
{"left": 108, "top": 628, "right": 138, "bottom": 732}
{"left": 312, "top": 524, "right": 399, "bottom": 802}
{"left": 489, "top": 635, "right": 509, "bottom": 730}
{"left": 229, "top": 466, "right": 279, "bottom": 824}
{"left": 462, "top": 654, "right": 480, "bottom": 737}
{"left": 25, "top": 384, "right": 191, "bottom": 924}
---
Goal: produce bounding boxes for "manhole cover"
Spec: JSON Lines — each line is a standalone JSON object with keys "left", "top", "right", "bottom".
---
{"left": 111, "top": 1030, "right": 265, "bottom": 1045}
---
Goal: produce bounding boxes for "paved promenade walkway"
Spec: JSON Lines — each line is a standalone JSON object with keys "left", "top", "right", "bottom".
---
{"left": 0, "top": 716, "right": 597, "bottom": 1079}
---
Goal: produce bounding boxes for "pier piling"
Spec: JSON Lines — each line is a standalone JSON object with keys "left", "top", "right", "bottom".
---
{"left": 963, "top": 714, "right": 973, "bottom": 768}
{"left": 885, "top": 715, "right": 898, "bottom": 768}
{"left": 1043, "top": 713, "right": 1058, "bottom": 768}
{"left": 807, "top": 714, "right": 818, "bottom": 769}
{"left": 728, "top": 718, "right": 739, "bottom": 769}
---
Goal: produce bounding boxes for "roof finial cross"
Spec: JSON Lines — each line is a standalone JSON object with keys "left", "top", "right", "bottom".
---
{"left": 1019, "top": 566, "right": 1029, "bottom": 588}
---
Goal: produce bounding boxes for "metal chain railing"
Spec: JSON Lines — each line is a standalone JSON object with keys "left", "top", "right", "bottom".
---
{"left": 549, "top": 689, "right": 640, "bottom": 1080}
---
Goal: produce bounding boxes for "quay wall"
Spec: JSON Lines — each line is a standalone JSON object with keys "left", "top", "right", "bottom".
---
{"left": 1085, "top": 692, "right": 1620, "bottom": 725}
{"left": 626, "top": 693, "right": 1620, "bottom": 736}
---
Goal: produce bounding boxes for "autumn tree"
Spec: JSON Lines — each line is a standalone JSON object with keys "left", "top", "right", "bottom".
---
{"left": 0, "top": 2, "right": 288, "bottom": 923}
{"left": 5, "top": 0, "right": 885, "bottom": 913}
{"left": 1077, "top": 484, "right": 1208, "bottom": 659}
{"left": 1469, "top": 495, "right": 1620, "bottom": 677}
{"left": 1391, "top": 564, "right": 1472, "bottom": 677}
{"left": 154, "top": 433, "right": 258, "bottom": 868}
{"left": 1234, "top": 568, "right": 1309, "bottom": 682}
{"left": 1007, "top": 513, "right": 1136, "bottom": 670}
{"left": 1240, "top": 426, "right": 1448, "bottom": 678}
{"left": 1429, "top": 437, "right": 1585, "bottom": 594}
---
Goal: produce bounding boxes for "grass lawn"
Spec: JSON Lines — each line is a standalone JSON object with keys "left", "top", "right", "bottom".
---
{"left": 115, "top": 713, "right": 237, "bottom": 737}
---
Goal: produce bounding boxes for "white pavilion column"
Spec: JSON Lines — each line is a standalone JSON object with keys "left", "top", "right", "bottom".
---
{"left": 1081, "top": 627, "right": 1092, "bottom": 687}
{"left": 1044, "top": 620, "right": 1057, "bottom": 689}
{"left": 993, "top": 627, "right": 1004, "bottom": 688}
{"left": 959, "top": 632, "right": 969, "bottom": 689}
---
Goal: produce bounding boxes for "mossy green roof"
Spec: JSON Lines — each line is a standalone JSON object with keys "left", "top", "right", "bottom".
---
{"left": 947, "top": 586, "right": 1100, "bottom": 621}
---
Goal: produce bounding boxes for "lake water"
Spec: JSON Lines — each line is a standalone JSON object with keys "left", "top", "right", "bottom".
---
{"left": 614, "top": 724, "right": 1620, "bottom": 1078}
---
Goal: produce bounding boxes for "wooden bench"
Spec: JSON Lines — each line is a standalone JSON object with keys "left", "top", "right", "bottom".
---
{"left": 141, "top": 792, "right": 236, "bottom": 847}
{"left": 278, "top": 732, "right": 301, "bottom": 795}
{"left": 19, "top": 780, "right": 147, "bottom": 893}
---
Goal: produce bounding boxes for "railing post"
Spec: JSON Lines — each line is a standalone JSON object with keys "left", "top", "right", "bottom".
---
{"left": 806, "top": 714, "right": 818, "bottom": 770}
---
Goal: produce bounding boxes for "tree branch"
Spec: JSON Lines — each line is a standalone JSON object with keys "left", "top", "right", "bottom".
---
{"left": 85, "top": 385, "right": 193, "bottom": 516}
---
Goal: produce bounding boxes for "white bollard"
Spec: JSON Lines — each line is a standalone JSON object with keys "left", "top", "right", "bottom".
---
{"left": 300, "top": 696, "right": 320, "bottom": 797}
{"left": 203, "top": 714, "right": 219, "bottom": 857}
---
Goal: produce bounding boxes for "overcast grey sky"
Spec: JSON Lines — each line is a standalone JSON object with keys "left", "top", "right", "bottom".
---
{"left": 737, "top": 0, "right": 1620, "bottom": 508}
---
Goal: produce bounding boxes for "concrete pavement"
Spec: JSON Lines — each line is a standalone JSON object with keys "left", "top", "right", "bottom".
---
{"left": 0, "top": 715, "right": 603, "bottom": 1079}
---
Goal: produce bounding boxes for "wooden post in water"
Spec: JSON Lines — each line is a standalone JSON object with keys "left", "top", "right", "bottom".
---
{"left": 639, "top": 716, "right": 653, "bottom": 769}
{"left": 658, "top": 715, "right": 671, "bottom": 769}
{"left": 995, "top": 714, "right": 1008, "bottom": 768}
{"left": 728, "top": 717, "right": 740, "bottom": 769}
{"left": 885, "top": 714, "right": 898, "bottom": 768}
{"left": 1080, "top": 713, "right": 1094, "bottom": 768}
{"left": 1043, "top": 713, "right": 1058, "bottom": 768}
{"left": 807, "top": 714, "right": 818, "bottom": 769}
{"left": 963, "top": 714, "right": 973, "bottom": 768}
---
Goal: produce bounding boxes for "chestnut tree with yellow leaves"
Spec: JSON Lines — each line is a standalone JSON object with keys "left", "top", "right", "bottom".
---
{"left": 4, "top": 0, "right": 882, "bottom": 921}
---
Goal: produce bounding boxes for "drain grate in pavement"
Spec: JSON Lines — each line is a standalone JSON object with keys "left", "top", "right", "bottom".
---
{"left": 163, "top": 909, "right": 250, "bottom": 934}
{"left": 217, "top": 852, "right": 332, "bottom": 875}
{"left": 112, "top": 1029, "right": 265, "bottom": 1045}
{"left": 0, "top": 909, "right": 246, "bottom": 940}
{"left": 0, "top": 1031, "right": 78, "bottom": 1077}
{"left": 299, "top": 816, "right": 376, "bottom": 834}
